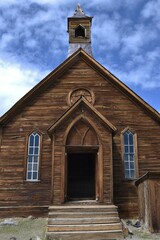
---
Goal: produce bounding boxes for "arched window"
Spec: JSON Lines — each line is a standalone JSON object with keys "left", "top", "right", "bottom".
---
{"left": 26, "top": 131, "right": 40, "bottom": 181}
{"left": 75, "top": 25, "right": 86, "bottom": 38}
{"left": 122, "top": 130, "right": 138, "bottom": 179}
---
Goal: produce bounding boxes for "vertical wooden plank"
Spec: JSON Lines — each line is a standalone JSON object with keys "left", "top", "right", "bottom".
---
{"left": 147, "top": 180, "right": 154, "bottom": 232}
{"left": 23, "top": 133, "right": 28, "bottom": 180}
{"left": 51, "top": 135, "right": 55, "bottom": 203}
{"left": 64, "top": 152, "right": 68, "bottom": 202}
{"left": 144, "top": 181, "right": 149, "bottom": 230}
{"left": 61, "top": 146, "right": 65, "bottom": 203}
{"left": 0, "top": 128, "right": 2, "bottom": 151}
{"left": 156, "top": 182, "right": 160, "bottom": 232}
{"left": 110, "top": 133, "right": 113, "bottom": 203}
{"left": 134, "top": 133, "right": 139, "bottom": 178}
{"left": 99, "top": 144, "right": 103, "bottom": 203}
{"left": 95, "top": 151, "right": 99, "bottom": 201}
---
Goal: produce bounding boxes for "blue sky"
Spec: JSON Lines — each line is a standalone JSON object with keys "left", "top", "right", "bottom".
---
{"left": 0, "top": 0, "right": 160, "bottom": 116}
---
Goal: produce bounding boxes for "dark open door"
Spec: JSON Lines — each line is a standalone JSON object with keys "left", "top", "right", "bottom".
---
{"left": 67, "top": 153, "right": 95, "bottom": 200}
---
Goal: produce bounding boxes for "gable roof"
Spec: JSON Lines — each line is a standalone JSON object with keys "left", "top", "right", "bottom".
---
{"left": 0, "top": 48, "right": 160, "bottom": 126}
{"left": 47, "top": 96, "right": 117, "bottom": 135}
{"left": 135, "top": 171, "right": 160, "bottom": 186}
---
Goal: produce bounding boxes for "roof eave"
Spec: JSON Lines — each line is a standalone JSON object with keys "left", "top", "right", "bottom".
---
{"left": 79, "top": 50, "right": 160, "bottom": 123}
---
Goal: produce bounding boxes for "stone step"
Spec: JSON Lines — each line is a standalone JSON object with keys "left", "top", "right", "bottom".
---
{"left": 47, "top": 222, "right": 122, "bottom": 232}
{"left": 46, "top": 230, "right": 123, "bottom": 240}
{"left": 48, "top": 216, "right": 120, "bottom": 225}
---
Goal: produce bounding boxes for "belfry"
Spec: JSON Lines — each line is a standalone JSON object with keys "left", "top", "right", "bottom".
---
{"left": 67, "top": 4, "right": 93, "bottom": 56}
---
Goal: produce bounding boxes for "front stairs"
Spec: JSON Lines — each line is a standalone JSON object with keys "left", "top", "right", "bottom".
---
{"left": 46, "top": 204, "right": 123, "bottom": 240}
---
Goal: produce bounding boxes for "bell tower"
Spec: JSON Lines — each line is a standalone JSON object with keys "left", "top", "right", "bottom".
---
{"left": 67, "top": 4, "right": 93, "bottom": 57}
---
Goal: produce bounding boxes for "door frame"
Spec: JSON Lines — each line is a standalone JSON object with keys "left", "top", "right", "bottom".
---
{"left": 61, "top": 145, "right": 103, "bottom": 203}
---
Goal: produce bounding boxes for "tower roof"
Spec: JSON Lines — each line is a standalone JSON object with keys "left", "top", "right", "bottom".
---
{"left": 72, "top": 4, "right": 89, "bottom": 18}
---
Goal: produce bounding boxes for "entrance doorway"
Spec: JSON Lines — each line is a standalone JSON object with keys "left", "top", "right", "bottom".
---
{"left": 67, "top": 153, "right": 95, "bottom": 200}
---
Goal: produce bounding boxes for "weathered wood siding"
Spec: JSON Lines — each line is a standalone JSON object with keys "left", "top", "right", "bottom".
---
{"left": 136, "top": 176, "right": 160, "bottom": 232}
{"left": 0, "top": 59, "right": 160, "bottom": 218}
{"left": 68, "top": 19, "right": 91, "bottom": 43}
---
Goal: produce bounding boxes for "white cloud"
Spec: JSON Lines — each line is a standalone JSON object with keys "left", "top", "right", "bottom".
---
{"left": 0, "top": 33, "right": 14, "bottom": 49}
{"left": 141, "top": 0, "right": 160, "bottom": 19}
{"left": 107, "top": 48, "right": 160, "bottom": 90}
{"left": 121, "top": 24, "right": 157, "bottom": 55}
{"left": 0, "top": 58, "right": 49, "bottom": 116}
{"left": 141, "top": 0, "right": 160, "bottom": 29}
{"left": 93, "top": 14, "right": 121, "bottom": 51}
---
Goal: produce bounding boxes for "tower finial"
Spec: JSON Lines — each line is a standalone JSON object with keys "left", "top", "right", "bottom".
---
{"left": 73, "top": 3, "right": 86, "bottom": 17}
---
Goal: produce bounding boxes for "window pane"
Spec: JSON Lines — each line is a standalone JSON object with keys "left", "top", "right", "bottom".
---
{"left": 125, "top": 170, "right": 129, "bottom": 178}
{"left": 27, "top": 172, "right": 32, "bottom": 180}
{"left": 33, "top": 156, "right": 38, "bottom": 163}
{"left": 129, "top": 133, "right": 133, "bottom": 145}
{"left": 28, "top": 156, "right": 32, "bottom": 163}
{"left": 34, "top": 147, "right": 39, "bottom": 155}
{"left": 29, "top": 135, "right": 34, "bottom": 146}
{"left": 124, "top": 154, "right": 128, "bottom": 161}
{"left": 124, "top": 146, "right": 129, "bottom": 153}
{"left": 29, "top": 147, "right": 33, "bottom": 155}
{"left": 33, "top": 163, "right": 38, "bottom": 171}
{"left": 130, "top": 170, "right": 135, "bottom": 178}
{"left": 35, "top": 135, "right": 39, "bottom": 146}
{"left": 124, "top": 133, "right": 128, "bottom": 145}
{"left": 28, "top": 163, "right": 32, "bottom": 171}
{"left": 130, "top": 161, "right": 135, "bottom": 169}
{"left": 125, "top": 162, "right": 129, "bottom": 169}
{"left": 130, "top": 154, "right": 134, "bottom": 161}
{"left": 33, "top": 172, "right": 38, "bottom": 180}
{"left": 130, "top": 146, "right": 134, "bottom": 153}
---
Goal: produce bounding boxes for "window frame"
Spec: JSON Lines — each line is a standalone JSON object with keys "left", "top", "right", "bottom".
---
{"left": 24, "top": 130, "right": 42, "bottom": 182}
{"left": 121, "top": 127, "right": 139, "bottom": 180}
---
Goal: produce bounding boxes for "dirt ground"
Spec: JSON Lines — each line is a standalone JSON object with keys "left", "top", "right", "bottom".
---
{"left": 0, "top": 217, "right": 160, "bottom": 240}
{"left": 124, "top": 224, "right": 160, "bottom": 240}
{"left": 0, "top": 217, "right": 47, "bottom": 240}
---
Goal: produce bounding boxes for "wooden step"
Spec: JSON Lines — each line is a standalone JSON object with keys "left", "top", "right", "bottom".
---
{"left": 46, "top": 230, "right": 123, "bottom": 240}
{"left": 46, "top": 204, "right": 123, "bottom": 240}
{"left": 48, "top": 211, "right": 119, "bottom": 218}
{"left": 48, "top": 204, "right": 118, "bottom": 212}
{"left": 47, "top": 222, "right": 122, "bottom": 232}
{"left": 48, "top": 216, "right": 120, "bottom": 224}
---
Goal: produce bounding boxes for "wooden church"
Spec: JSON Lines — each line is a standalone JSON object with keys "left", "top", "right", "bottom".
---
{"left": 0, "top": 4, "right": 160, "bottom": 239}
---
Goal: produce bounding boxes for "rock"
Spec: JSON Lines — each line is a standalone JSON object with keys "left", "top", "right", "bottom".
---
{"left": 36, "top": 236, "right": 41, "bottom": 240}
{"left": 133, "top": 220, "right": 141, "bottom": 228}
{"left": 10, "top": 237, "right": 17, "bottom": 240}
{"left": 128, "top": 228, "right": 134, "bottom": 235}
{"left": 126, "top": 220, "right": 133, "bottom": 226}
{"left": 28, "top": 215, "right": 35, "bottom": 220}
{"left": 0, "top": 219, "right": 17, "bottom": 226}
